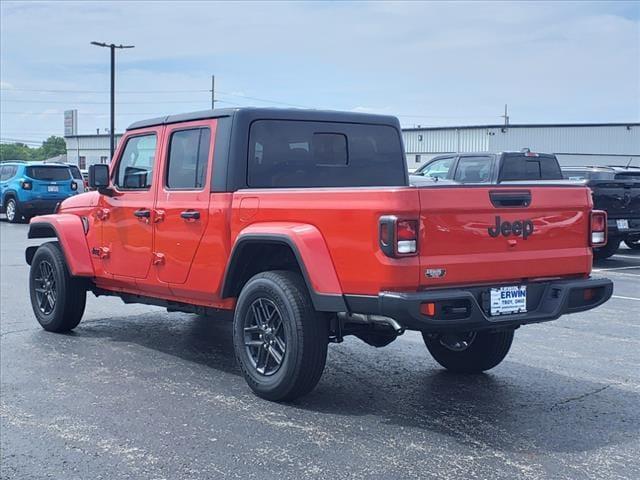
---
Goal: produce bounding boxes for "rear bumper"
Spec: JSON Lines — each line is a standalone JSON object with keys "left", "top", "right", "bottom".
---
{"left": 345, "top": 277, "right": 613, "bottom": 333}
{"left": 20, "top": 199, "right": 63, "bottom": 215}
{"left": 608, "top": 218, "right": 640, "bottom": 236}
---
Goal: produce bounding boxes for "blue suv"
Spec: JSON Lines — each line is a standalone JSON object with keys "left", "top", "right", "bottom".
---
{"left": 0, "top": 161, "right": 80, "bottom": 223}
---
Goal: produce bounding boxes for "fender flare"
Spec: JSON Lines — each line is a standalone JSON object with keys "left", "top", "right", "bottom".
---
{"left": 1, "top": 188, "right": 18, "bottom": 205}
{"left": 222, "top": 223, "right": 347, "bottom": 312}
{"left": 26, "top": 214, "right": 94, "bottom": 277}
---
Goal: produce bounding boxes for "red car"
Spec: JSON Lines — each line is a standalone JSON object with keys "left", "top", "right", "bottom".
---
{"left": 26, "top": 108, "right": 613, "bottom": 401}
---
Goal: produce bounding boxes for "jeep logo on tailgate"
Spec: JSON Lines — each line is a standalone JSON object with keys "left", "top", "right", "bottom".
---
{"left": 488, "top": 216, "right": 534, "bottom": 240}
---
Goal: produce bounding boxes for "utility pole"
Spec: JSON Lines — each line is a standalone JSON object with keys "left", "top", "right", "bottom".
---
{"left": 211, "top": 75, "right": 215, "bottom": 109}
{"left": 501, "top": 104, "right": 509, "bottom": 133}
{"left": 91, "top": 41, "right": 135, "bottom": 159}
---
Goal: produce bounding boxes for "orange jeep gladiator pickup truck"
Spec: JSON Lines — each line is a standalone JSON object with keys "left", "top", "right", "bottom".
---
{"left": 26, "top": 108, "right": 613, "bottom": 401}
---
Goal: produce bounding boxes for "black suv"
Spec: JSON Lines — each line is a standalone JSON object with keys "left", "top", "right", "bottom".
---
{"left": 562, "top": 165, "right": 640, "bottom": 258}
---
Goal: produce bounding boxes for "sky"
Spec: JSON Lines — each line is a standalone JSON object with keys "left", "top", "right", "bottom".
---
{"left": 1, "top": 0, "right": 639, "bottom": 144}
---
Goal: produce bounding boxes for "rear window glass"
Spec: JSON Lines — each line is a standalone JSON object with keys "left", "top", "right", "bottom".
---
{"left": 248, "top": 120, "right": 406, "bottom": 188}
{"left": 499, "top": 154, "right": 562, "bottom": 181}
{"left": 25, "top": 166, "right": 71, "bottom": 181}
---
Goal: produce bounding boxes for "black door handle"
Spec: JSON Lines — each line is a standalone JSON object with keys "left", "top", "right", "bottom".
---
{"left": 180, "top": 210, "right": 200, "bottom": 220}
{"left": 133, "top": 209, "right": 151, "bottom": 218}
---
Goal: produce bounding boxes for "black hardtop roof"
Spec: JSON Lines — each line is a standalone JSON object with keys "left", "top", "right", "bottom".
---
{"left": 562, "top": 165, "right": 640, "bottom": 171}
{"left": 127, "top": 107, "right": 401, "bottom": 131}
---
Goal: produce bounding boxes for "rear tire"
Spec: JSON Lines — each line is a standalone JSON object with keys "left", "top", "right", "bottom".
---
{"left": 5, "top": 198, "right": 20, "bottom": 223}
{"left": 233, "top": 271, "right": 328, "bottom": 401}
{"left": 29, "top": 241, "right": 86, "bottom": 332}
{"left": 422, "top": 330, "right": 514, "bottom": 373}
{"left": 593, "top": 238, "right": 620, "bottom": 259}
{"left": 624, "top": 236, "right": 640, "bottom": 250}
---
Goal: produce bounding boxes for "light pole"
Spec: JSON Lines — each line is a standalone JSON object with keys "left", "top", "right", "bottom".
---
{"left": 90, "top": 41, "right": 134, "bottom": 159}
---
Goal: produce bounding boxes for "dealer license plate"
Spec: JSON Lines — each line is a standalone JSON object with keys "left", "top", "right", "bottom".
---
{"left": 490, "top": 286, "right": 527, "bottom": 316}
{"left": 48, "top": 185, "right": 59, "bottom": 192}
{"left": 616, "top": 219, "right": 629, "bottom": 230}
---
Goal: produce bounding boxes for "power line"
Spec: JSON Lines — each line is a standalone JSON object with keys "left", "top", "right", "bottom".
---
{"left": 0, "top": 87, "right": 210, "bottom": 94}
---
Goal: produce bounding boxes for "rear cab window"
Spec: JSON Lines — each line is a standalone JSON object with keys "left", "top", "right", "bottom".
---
{"left": 247, "top": 120, "right": 405, "bottom": 188}
{"left": 25, "top": 166, "right": 71, "bottom": 181}
{"left": 614, "top": 171, "right": 640, "bottom": 181}
{"left": 499, "top": 153, "right": 563, "bottom": 182}
{"left": 453, "top": 156, "right": 493, "bottom": 183}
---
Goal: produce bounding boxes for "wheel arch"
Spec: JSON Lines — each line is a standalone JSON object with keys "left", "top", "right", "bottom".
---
{"left": 222, "top": 226, "right": 346, "bottom": 312}
{"left": 27, "top": 214, "right": 94, "bottom": 277}
{"left": 1, "top": 189, "right": 18, "bottom": 211}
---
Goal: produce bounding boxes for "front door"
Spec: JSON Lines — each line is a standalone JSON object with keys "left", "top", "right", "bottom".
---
{"left": 101, "top": 129, "right": 162, "bottom": 279}
{"left": 153, "top": 120, "right": 215, "bottom": 284}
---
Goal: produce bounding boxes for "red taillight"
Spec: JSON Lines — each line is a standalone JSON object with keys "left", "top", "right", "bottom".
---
{"left": 396, "top": 220, "right": 418, "bottom": 254}
{"left": 590, "top": 210, "right": 607, "bottom": 246}
{"left": 379, "top": 216, "right": 419, "bottom": 257}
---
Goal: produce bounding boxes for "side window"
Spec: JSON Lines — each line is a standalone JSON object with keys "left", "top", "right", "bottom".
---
{"left": 1, "top": 166, "right": 18, "bottom": 181}
{"left": 247, "top": 120, "right": 405, "bottom": 188}
{"left": 166, "top": 128, "right": 211, "bottom": 189}
{"left": 114, "top": 134, "right": 157, "bottom": 190}
{"left": 421, "top": 157, "right": 454, "bottom": 179}
{"left": 454, "top": 156, "right": 492, "bottom": 183}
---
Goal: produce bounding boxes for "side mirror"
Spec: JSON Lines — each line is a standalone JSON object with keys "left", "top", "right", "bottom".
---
{"left": 89, "top": 164, "right": 110, "bottom": 189}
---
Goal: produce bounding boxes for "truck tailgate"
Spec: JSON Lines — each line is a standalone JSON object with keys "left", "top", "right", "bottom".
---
{"left": 589, "top": 179, "right": 640, "bottom": 219}
{"left": 418, "top": 186, "right": 592, "bottom": 287}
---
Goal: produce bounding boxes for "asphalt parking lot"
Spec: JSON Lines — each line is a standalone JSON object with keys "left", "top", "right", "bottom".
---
{"left": 1, "top": 220, "right": 639, "bottom": 480}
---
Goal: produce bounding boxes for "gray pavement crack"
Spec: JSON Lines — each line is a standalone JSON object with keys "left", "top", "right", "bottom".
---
{"left": 551, "top": 384, "right": 611, "bottom": 408}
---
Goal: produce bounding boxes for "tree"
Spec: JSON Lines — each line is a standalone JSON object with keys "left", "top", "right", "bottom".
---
{"left": 39, "top": 136, "right": 67, "bottom": 160}
{"left": 0, "top": 142, "right": 32, "bottom": 161}
{"left": 0, "top": 136, "right": 67, "bottom": 162}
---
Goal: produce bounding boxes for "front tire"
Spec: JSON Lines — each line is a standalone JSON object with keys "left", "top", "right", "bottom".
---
{"left": 233, "top": 271, "right": 328, "bottom": 402}
{"left": 29, "top": 242, "right": 87, "bottom": 332}
{"left": 593, "top": 238, "right": 620, "bottom": 260}
{"left": 422, "top": 330, "right": 514, "bottom": 373}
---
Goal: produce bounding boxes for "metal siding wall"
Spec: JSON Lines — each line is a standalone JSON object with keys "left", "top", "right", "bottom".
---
{"left": 403, "top": 128, "right": 488, "bottom": 154}
{"left": 403, "top": 125, "right": 639, "bottom": 169}
{"left": 486, "top": 125, "right": 639, "bottom": 155}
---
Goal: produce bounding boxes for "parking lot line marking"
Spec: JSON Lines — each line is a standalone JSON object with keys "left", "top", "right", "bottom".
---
{"left": 612, "top": 295, "right": 640, "bottom": 301}
{"left": 593, "top": 266, "right": 640, "bottom": 272}
{"left": 594, "top": 270, "right": 640, "bottom": 278}
{"left": 612, "top": 255, "right": 640, "bottom": 260}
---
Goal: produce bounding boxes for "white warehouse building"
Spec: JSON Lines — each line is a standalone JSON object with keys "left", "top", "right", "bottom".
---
{"left": 65, "top": 133, "right": 123, "bottom": 169}
{"left": 402, "top": 122, "right": 640, "bottom": 171}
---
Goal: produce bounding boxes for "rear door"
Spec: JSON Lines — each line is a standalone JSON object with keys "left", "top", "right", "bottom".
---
{"left": 153, "top": 120, "right": 215, "bottom": 284}
{"left": 417, "top": 185, "right": 592, "bottom": 288}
